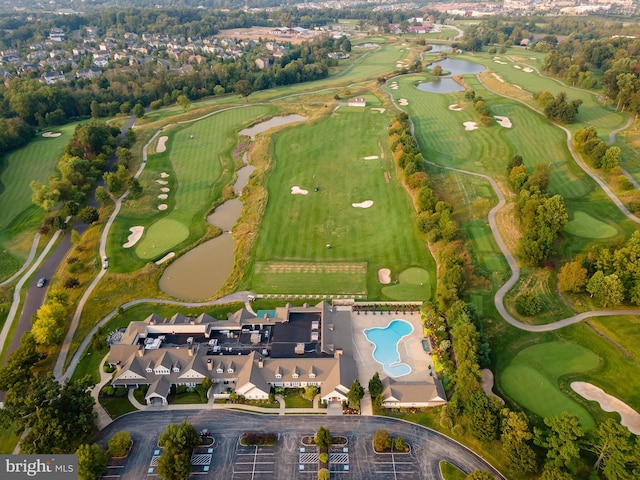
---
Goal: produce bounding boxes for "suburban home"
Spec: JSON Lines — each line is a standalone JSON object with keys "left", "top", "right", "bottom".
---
{"left": 41, "top": 71, "right": 66, "bottom": 85}
{"left": 255, "top": 57, "right": 271, "bottom": 69}
{"left": 380, "top": 377, "right": 447, "bottom": 408}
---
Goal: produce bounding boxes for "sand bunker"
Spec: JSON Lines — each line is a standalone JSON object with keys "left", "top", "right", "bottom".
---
{"left": 378, "top": 268, "right": 391, "bottom": 284}
{"left": 362, "top": 156, "right": 379, "bottom": 160}
{"left": 160, "top": 187, "right": 170, "bottom": 193}
{"left": 291, "top": 186, "right": 309, "bottom": 195}
{"left": 448, "top": 104, "right": 463, "bottom": 111}
{"left": 398, "top": 98, "right": 409, "bottom": 106}
{"left": 514, "top": 65, "right": 522, "bottom": 69}
{"left": 158, "top": 204, "right": 168, "bottom": 210}
{"left": 155, "top": 252, "right": 175, "bottom": 265}
{"left": 390, "top": 86, "right": 399, "bottom": 90}
{"left": 160, "top": 172, "right": 170, "bottom": 178}
{"left": 571, "top": 382, "right": 640, "bottom": 434}
{"left": 156, "top": 180, "right": 168, "bottom": 185}
{"left": 123, "top": 226, "right": 144, "bottom": 248}
{"left": 492, "top": 73, "right": 505, "bottom": 83}
{"left": 463, "top": 122, "right": 478, "bottom": 131}
{"left": 371, "top": 108, "right": 386, "bottom": 113}
{"left": 157, "top": 194, "right": 168, "bottom": 200}
{"left": 522, "top": 67, "right": 534, "bottom": 73}
{"left": 494, "top": 60, "right": 507, "bottom": 65}
{"left": 482, "top": 369, "right": 505, "bottom": 404}
{"left": 42, "top": 132, "right": 62, "bottom": 138}
{"left": 352, "top": 200, "right": 373, "bottom": 209}
{"left": 156, "top": 136, "right": 168, "bottom": 153}
{"left": 495, "top": 116, "right": 512, "bottom": 128}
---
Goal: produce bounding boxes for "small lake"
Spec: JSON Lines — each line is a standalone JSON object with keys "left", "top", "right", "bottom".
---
{"left": 432, "top": 58, "right": 486, "bottom": 75}
{"left": 426, "top": 44, "right": 452, "bottom": 53}
{"left": 239, "top": 114, "right": 307, "bottom": 139}
{"left": 417, "top": 78, "right": 464, "bottom": 94}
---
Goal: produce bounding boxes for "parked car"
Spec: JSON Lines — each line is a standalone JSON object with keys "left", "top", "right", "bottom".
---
{"left": 102, "top": 256, "right": 108, "bottom": 269}
{"left": 36, "top": 277, "right": 46, "bottom": 288}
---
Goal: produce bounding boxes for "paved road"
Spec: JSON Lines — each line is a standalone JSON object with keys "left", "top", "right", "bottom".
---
{"left": 93, "top": 410, "right": 505, "bottom": 480}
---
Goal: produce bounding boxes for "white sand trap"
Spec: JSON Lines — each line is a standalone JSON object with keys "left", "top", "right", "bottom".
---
{"left": 495, "top": 116, "right": 512, "bottom": 128}
{"left": 390, "top": 86, "right": 399, "bottom": 90}
{"left": 157, "top": 194, "right": 168, "bottom": 200}
{"left": 155, "top": 252, "right": 175, "bottom": 265}
{"left": 494, "top": 60, "right": 507, "bottom": 65}
{"left": 291, "top": 186, "right": 309, "bottom": 195}
{"left": 482, "top": 369, "right": 505, "bottom": 404}
{"left": 156, "top": 180, "right": 168, "bottom": 185}
{"left": 352, "top": 200, "right": 373, "bottom": 208}
{"left": 463, "top": 122, "right": 478, "bottom": 131}
{"left": 160, "top": 172, "right": 170, "bottom": 178}
{"left": 514, "top": 64, "right": 522, "bottom": 69}
{"left": 448, "top": 104, "right": 463, "bottom": 111}
{"left": 371, "top": 108, "right": 386, "bottom": 113}
{"left": 156, "top": 136, "right": 168, "bottom": 153}
{"left": 362, "top": 156, "right": 379, "bottom": 160}
{"left": 398, "top": 99, "right": 409, "bottom": 106}
{"left": 123, "top": 226, "right": 144, "bottom": 248}
{"left": 42, "top": 132, "right": 62, "bottom": 138}
{"left": 160, "top": 187, "right": 170, "bottom": 193}
{"left": 158, "top": 204, "right": 168, "bottom": 210}
{"left": 571, "top": 382, "right": 640, "bottom": 434}
{"left": 522, "top": 67, "right": 534, "bottom": 73}
{"left": 492, "top": 73, "right": 505, "bottom": 83}
{"left": 378, "top": 268, "right": 391, "bottom": 284}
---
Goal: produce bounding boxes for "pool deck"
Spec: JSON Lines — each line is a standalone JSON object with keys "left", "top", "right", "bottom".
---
{"left": 351, "top": 311, "right": 432, "bottom": 386}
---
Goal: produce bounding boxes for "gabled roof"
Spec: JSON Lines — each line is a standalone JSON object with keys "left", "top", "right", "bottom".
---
{"left": 146, "top": 376, "right": 171, "bottom": 402}
{"left": 114, "top": 356, "right": 146, "bottom": 381}
{"left": 235, "top": 352, "right": 270, "bottom": 396}
{"left": 381, "top": 378, "right": 447, "bottom": 405}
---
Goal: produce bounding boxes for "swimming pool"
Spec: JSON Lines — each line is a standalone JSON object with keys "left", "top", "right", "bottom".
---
{"left": 364, "top": 320, "right": 413, "bottom": 377}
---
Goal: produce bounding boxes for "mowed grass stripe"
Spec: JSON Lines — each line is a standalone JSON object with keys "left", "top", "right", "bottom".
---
{"left": 0, "top": 122, "right": 78, "bottom": 231}
{"left": 130, "top": 105, "right": 275, "bottom": 259}
{"left": 251, "top": 108, "right": 434, "bottom": 296}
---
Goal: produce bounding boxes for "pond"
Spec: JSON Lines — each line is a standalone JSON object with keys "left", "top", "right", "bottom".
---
{"left": 239, "top": 114, "right": 307, "bottom": 139}
{"left": 416, "top": 78, "right": 464, "bottom": 94}
{"left": 432, "top": 57, "right": 486, "bottom": 75}
{"left": 426, "top": 44, "right": 452, "bottom": 53}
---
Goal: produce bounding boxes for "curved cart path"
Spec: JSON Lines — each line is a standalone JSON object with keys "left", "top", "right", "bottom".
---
{"left": 387, "top": 77, "right": 640, "bottom": 334}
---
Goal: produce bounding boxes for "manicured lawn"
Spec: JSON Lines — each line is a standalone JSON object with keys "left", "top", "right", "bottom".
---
{"left": 99, "top": 391, "right": 138, "bottom": 418}
{"left": 563, "top": 211, "right": 617, "bottom": 239}
{"left": 168, "top": 392, "right": 205, "bottom": 404}
{"left": 0, "top": 122, "right": 78, "bottom": 232}
{"left": 440, "top": 461, "right": 467, "bottom": 480}
{"left": 588, "top": 316, "right": 640, "bottom": 361}
{"left": 284, "top": 394, "right": 313, "bottom": 409}
{"left": 110, "top": 105, "right": 276, "bottom": 269}
{"left": 500, "top": 342, "right": 599, "bottom": 430}
{"left": 381, "top": 267, "right": 432, "bottom": 300}
{"left": 0, "top": 420, "right": 20, "bottom": 454}
{"left": 248, "top": 105, "right": 435, "bottom": 299}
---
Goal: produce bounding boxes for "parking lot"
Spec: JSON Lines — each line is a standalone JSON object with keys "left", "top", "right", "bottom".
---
{"left": 95, "top": 411, "right": 505, "bottom": 480}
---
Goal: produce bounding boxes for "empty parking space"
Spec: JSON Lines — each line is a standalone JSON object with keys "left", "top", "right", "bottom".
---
{"left": 232, "top": 445, "right": 276, "bottom": 480}
{"left": 371, "top": 453, "right": 418, "bottom": 479}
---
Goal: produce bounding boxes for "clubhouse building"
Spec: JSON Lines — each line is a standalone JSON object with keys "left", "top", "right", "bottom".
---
{"left": 107, "top": 302, "right": 446, "bottom": 408}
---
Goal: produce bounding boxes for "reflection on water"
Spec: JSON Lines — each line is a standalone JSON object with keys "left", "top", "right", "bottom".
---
{"left": 433, "top": 58, "right": 486, "bottom": 75}
{"left": 239, "top": 114, "right": 307, "bottom": 139}
{"left": 158, "top": 234, "right": 235, "bottom": 300}
{"left": 417, "top": 78, "right": 463, "bottom": 94}
{"left": 426, "top": 44, "right": 452, "bottom": 53}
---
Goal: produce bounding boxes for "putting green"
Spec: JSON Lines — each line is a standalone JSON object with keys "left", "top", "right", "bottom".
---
{"left": 500, "top": 342, "right": 599, "bottom": 429}
{"left": 382, "top": 267, "right": 431, "bottom": 300}
{"left": 564, "top": 211, "right": 617, "bottom": 239}
{"left": 135, "top": 219, "right": 189, "bottom": 260}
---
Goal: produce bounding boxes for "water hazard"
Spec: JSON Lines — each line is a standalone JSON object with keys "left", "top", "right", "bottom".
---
{"left": 159, "top": 115, "right": 307, "bottom": 300}
{"left": 418, "top": 57, "right": 486, "bottom": 94}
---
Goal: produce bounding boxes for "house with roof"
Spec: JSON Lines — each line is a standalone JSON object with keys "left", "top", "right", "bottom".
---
{"left": 380, "top": 377, "right": 446, "bottom": 408}
{"left": 347, "top": 97, "right": 366, "bottom": 107}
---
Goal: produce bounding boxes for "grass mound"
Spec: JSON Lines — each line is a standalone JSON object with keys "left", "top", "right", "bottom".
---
{"left": 564, "top": 211, "right": 617, "bottom": 239}
{"left": 382, "top": 267, "right": 431, "bottom": 301}
{"left": 135, "top": 218, "right": 189, "bottom": 259}
{"left": 500, "top": 341, "right": 599, "bottom": 429}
